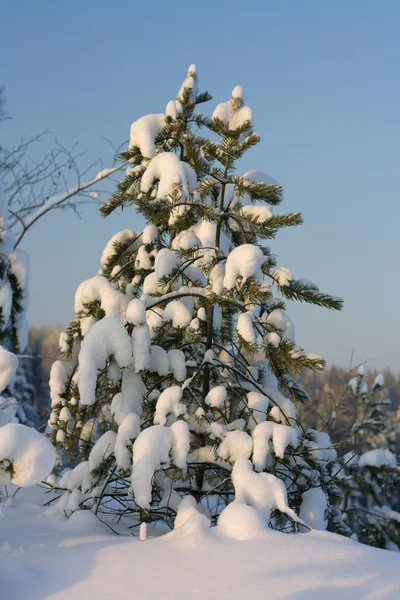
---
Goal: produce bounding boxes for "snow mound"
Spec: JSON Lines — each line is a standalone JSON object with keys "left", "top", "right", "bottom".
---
{"left": 0, "top": 423, "right": 55, "bottom": 486}
{"left": 218, "top": 501, "right": 267, "bottom": 540}
{"left": 170, "top": 496, "right": 211, "bottom": 538}
{"left": 1, "top": 493, "right": 400, "bottom": 600}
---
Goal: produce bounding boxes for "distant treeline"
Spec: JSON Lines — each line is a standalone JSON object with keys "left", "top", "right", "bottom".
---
{"left": 298, "top": 365, "right": 400, "bottom": 453}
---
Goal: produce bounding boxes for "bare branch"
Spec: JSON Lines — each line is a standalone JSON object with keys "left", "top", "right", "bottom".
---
{"left": 0, "top": 127, "right": 126, "bottom": 245}
{"left": 14, "top": 162, "right": 126, "bottom": 246}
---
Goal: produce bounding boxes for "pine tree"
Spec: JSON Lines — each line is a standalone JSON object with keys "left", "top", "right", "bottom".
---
{"left": 50, "top": 66, "right": 347, "bottom": 534}
{"left": 0, "top": 185, "right": 56, "bottom": 495}
{"left": 0, "top": 185, "right": 30, "bottom": 426}
{"left": 336, "top": 367, "right": 400, "bottom": 550}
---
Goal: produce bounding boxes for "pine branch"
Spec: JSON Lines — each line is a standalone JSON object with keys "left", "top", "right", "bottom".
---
{"left": 280, "top": 279, "right": 343, "bottom": 311}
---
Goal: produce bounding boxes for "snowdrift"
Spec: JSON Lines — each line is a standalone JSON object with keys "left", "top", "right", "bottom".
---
{"left": 1, "top": 492, "right": 399, "bottom": 600}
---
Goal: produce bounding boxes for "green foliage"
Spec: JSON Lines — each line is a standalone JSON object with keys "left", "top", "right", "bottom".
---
{"left": 279, "top": 279, "right": 343, "bottom": 311}
{"left": 50, "top": 66, "right": 346, "bottom": 535}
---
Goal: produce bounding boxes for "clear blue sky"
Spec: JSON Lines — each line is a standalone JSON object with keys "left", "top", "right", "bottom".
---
{"left": 1, "top": 0, "right": 399, "bottom": 371}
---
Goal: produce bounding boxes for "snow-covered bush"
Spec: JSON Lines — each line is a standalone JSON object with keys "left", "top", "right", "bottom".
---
{"left": 335, "top": 368, "right": 400, "bottom": 550}
{"left": 50, "top": 66, "right": 347, "bottom": 534}
{"left": 0, "top": 422, "right": 55, "bottom": 487}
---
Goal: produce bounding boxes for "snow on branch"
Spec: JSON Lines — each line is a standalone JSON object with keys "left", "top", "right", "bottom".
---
{"left": 14, "top": 163, "right": 125, "bottom": 247}
{"left": 0, "top": 129, "right": 126, "bottom": 246}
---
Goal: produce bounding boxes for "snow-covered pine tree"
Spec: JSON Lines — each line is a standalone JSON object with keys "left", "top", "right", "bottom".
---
{"left": 50, "top": 66, "right": 348, "bottom": 534}
{"left": 336, "top": 367, "right": 400, "bottom": 550}
{"left": 0, "top": 186, "right": 57, "bottom": 496}
{"left": 0, "top": 185, "right": 30, "bottom": 426}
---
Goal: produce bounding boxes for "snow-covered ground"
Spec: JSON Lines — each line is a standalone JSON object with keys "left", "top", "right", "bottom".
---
{"left": 1, "top": 487, "right": 399, "bottom": 600}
